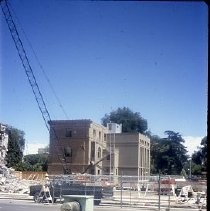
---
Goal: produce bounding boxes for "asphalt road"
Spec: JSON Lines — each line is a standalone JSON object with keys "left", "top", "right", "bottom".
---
{"left": 0, "top": 200, "right": 59, "bottom": 211}
{"left": 0, "top": 199, "right": 205, "bottom": 211}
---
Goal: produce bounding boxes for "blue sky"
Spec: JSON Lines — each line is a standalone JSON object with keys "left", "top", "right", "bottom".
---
{"left": 0, "top": 1, "right": 208, "bottom": 154}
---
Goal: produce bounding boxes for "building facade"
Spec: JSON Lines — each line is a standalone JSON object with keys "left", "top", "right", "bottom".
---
{"left": 104, "top": 133, "right": 150, "bottom": 178}
{"left": 0, "top": 123, "right": 9, "bottom": 165}
{"left": 48, "top": 120, "right": 107, "bottom": 175}
{"left": 48, "top": 120, "right": 150, "bottom": 177}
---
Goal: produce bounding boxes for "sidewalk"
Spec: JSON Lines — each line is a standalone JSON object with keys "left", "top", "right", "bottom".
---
{"left": 101, "top": 198, "right": 206, "bottom": 210}
{"left": 0, "top": 193, "right": 206, "bottom": 210}
{"left": 0, "top": 192, "right": 33, "bottom": 200}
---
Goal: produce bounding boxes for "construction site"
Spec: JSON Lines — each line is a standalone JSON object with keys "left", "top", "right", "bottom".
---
{"left": 0, "top": 164, "right": 207, "bottom": 210}
{"left": 0, "top": 0, "right": 207, "bottom": 210}
{"left": 0, "top": 118, "right": 208, "bottom": 210}
{"left": 0, "top": 120, "right": 207, "bottom": 210}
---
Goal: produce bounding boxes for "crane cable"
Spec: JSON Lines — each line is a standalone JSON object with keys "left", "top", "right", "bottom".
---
{"left": 0, "top": 0, "right": 70, "bottom": 173}
{"left": 7, "top": 0, "right": 69, "bottom": 120}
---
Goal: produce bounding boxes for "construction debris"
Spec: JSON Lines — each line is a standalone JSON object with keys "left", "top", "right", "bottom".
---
{"left": 0, "top": 123, "right": 8, "bottom": 165}
{"left": 0, "top": 164, "right": 41, "bottom": 194}
{"left": 176, "top": 185, "right": 207, "bottom": 209}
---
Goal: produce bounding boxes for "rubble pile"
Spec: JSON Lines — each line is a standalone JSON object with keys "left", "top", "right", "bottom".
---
{"left": 0, "top": 165, "right": 41, "bottom": 194}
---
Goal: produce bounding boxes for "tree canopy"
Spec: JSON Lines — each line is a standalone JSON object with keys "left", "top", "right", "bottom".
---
{"left": 101, "top": 108, "right": 191, "bottom": 175}
{"left": 6, "top": 126, "right": 25, "bottom": 168}
{"left": 149, "top": 131, "right": 188, "bottom": 175}
{"left": 15, "top": 154, "right": 48, "bottom": 172}
{"left": 191, "top": 136, "right": 207, "bottom": 175}
{"left": 101, "top": 107, "right": 148, "bottom": 134}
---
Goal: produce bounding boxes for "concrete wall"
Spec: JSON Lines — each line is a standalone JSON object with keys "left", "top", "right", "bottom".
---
{"left": 48, "top": 120, "right": 107, "bottom": 175}
{"left": 102, "top": 148, "right": 119, "bottom": 175}
{"left": 106, "top": 133, "right": 150, "bottom": 177}
{"left": 48, "top": 120, "right": 150, "bottom": 177}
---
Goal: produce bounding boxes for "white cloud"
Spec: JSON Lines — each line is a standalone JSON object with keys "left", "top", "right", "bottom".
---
{"left": 183, "top": 136, "right": 203, "bottom": 156}
{"left": 24, "top": 143, "right": 47, "bottom": 155}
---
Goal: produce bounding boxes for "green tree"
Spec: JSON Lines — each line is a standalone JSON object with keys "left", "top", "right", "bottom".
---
{"left": 192, "top": 150, "right": 202, "bottom": 165}
{"left": 14, "top": 162, "right": 31, "bottom": 171}
{"left": 191, "top": 136, "right": 207, "bottom": 175}
{"left": 6, "top": 126, "right": 25, "bottom": 168}
{"left": 24, "top": 154, "right": 48, "bottom": 171}
{"left": 165, "top": 131, "right": 188, "bottom": 174}
{"left": 15, "top": 154, "right": 48, "bottom": 172}
{"left": 151, "top": 131, "right": 188, "bottom": 175}
{"left": 200, "top": 136, "right": 207, "bottom": 170}
{"left": 191, "top": 163, "right": 202, "bottom": 175}
{"left": 101, "top": 107, "right": 148, "bottom": 134}
{"left": 148, "top": 134, "right": 161, "bottom": 174}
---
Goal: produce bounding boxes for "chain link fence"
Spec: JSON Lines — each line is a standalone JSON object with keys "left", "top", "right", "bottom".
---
{"left": 45, "top": 174, "right": 206, "bottom": 210}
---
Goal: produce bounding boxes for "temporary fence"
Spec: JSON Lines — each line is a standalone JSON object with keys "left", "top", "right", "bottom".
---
{"left": 45, "top": 174, "right": 206, "bottom": 210}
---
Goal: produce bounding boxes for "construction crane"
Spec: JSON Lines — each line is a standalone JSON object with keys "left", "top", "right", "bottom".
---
{"left": 0, "top": 0, "right": 71, "bottom": 174}
{"left": 1, "top": 0, "right": 50, "bottom": 131}
{"left": 1, "top": 0, "right": 110, "bottom": 175}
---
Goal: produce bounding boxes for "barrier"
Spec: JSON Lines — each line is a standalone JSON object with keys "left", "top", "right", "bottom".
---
{"left": 61, "top": 201, "right": 80, "bottom": 211}
{"left": 61, "top": 195, "right": 94, "bottom": 211}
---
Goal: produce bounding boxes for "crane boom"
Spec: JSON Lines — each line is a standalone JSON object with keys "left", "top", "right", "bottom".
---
{"left": 1, "top": 0, "right": 110, "bottom": 175}
{"left": 1, "top": 0, "right": 51, "bottom": 131}
{"left": 0, "top": 0, "right": 71, "bottom": 173}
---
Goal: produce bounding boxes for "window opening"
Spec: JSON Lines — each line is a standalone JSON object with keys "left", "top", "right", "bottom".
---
{"left": 65, "top": 129, "right": 72, "bottom": 137}
{"left": 98, "top": 147, "right": 101, "bottom": 158}
{"left": 64, "top": 146, "right": 72, "bottom": 157}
